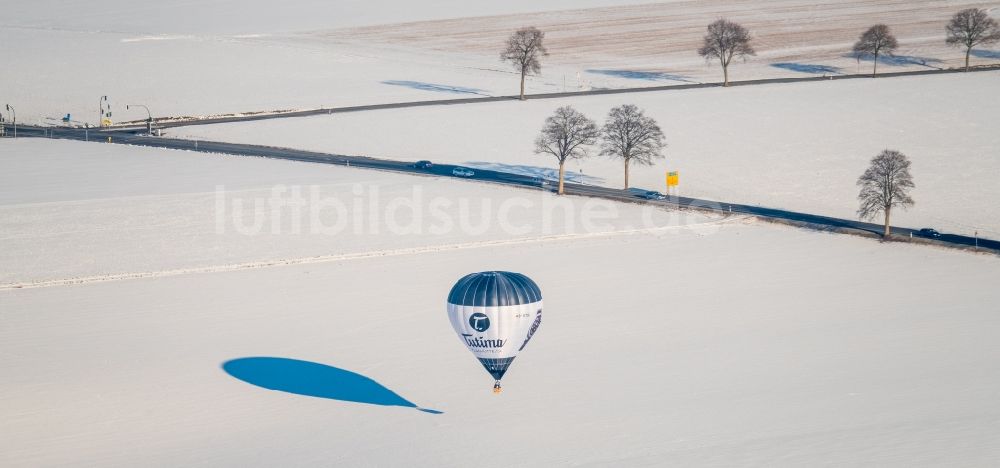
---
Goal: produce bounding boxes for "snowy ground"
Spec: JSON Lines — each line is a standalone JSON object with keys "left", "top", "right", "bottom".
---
{"left": 4, "top": 1, "right": 998, "bottom": 123}
{"left": 3, "top": 0, "right": 637, "bottom": 124}
{"left": 0, "top": 139, "right": 705, "bottom": 285}
{"left": 4, "top": 0, "right": 636, "bottom": 34}
{"left": 5, "top": 2, "right": 1000, "bottom": 465}
{"left": 3, "top": 139, "right": 1000, "bottom": 466}
{"left": 173, "top": 70, "right": 1000, "bottom": 239}
{"left": 320, "top": 0, "right": 1000, "bottom": 82}
{"left": 4, "top": 207, "right": 1000, "bottom": 466}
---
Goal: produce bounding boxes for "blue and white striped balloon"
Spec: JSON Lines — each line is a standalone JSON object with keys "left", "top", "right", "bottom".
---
{"left": 447, "top": 271, "right": 543, "bottom": 389}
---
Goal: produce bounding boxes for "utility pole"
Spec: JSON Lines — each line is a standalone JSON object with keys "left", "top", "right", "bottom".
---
{"left": 99, "top": 95, "right": 112, "bottom": 128}
{"left": 5, "top": 104, "right": 15, "bottom": 138}
{"left": 126, "top": 104, "right": 153, "bottom": 134}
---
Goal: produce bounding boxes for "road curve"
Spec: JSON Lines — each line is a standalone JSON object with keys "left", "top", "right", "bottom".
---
{"left": 4, "top": 124, "right": 998, "bottom": 254}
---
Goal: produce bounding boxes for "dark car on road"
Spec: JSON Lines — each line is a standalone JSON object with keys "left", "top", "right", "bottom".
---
{"left": 639, "top": 190, "right": 666, "bottom": 200}
{"left": 917, "top": 228, "right": 942, "bottom": 238}
{"left": 531, "top": 176, "right": 552, "bottom": 187}
{"left": 413, "top": 160, "right": 434, "bottom": 169}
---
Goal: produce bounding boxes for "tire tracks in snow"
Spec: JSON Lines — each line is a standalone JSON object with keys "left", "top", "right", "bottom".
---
{"left": 0, "top": 215, "right": 743, "bottom": 290}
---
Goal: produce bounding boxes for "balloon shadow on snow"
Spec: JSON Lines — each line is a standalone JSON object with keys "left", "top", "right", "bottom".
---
{"left": 222, "top": 357, "right": 442, "bottom": 414}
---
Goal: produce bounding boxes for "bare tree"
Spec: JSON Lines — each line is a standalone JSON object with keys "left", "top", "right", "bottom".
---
{"left": 600, "top": 105, "right": 666, "bottom": 189}
{"left": 946, "top": 8, "right": 1000, "bottom": 72}
{"left": 698, "top": 19, "right": 755, "bottom": 87}
{"left": 852, "top": 24, "right": 898, "bottom": 77}
{"left": 501, "top": 27, "right": 549, "bottom": 100}
{"left": 535, "top": 106, "right": 599, "bottom": 195}
{"left": 857, "top": 149, "right": 915, "bottom": 238}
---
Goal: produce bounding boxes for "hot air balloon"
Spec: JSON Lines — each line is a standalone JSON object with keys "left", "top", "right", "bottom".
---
{"left": 447, "top": 271, "right": 543, "bottom": 394}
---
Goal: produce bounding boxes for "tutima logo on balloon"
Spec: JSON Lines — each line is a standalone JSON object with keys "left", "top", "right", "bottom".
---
{"left": 461, "top": 334, "right": 506, "bottom": 349}
{"left": 468, "top": 313, "right": 490, "bottom": 332}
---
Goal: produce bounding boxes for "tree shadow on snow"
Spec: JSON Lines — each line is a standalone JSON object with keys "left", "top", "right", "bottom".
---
{"left": 843, "top": 53, "right": 943, "bottom": 68}
{"left": 381, "top": 80, "right": 488, "bottom": 96}
{"left": 771, "top": 62, "right": 843, "bottom": 74}
{"left": 585, "top": 69, "right": 696, "bottom": 83}
{"left": 970, "top": 49, "right": 1000, "bottom": 59}
{"left": 222, "top": 357, "right": 442, "bottom": 414}
{"left": 465, "top": 161, "right": 604, "bottom": 184}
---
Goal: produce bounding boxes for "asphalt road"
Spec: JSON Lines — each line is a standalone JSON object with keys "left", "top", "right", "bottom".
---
{"left": 5, "top": 124, "right": 998, "bottom": 253}
{"left": 108, "top": 64, "right": 1000, "bottom": 131}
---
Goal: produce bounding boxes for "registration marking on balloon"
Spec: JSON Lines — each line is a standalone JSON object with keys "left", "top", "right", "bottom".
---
{"left": 447, "top": 271, "right": 543, "bottom": 392}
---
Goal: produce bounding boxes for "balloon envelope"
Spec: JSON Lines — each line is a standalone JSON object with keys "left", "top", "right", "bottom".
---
{"left": 447, "top": 271, "right": 543, "bottom": 381}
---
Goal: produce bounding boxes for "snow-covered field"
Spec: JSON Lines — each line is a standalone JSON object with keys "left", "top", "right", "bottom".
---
{"left": 2, "top": 0, "right": 636, "bottom": 124}
{"left": 4, "top": 0, "right": 637, "bottom": 34}
{"left": 5, "top": 2, "right": 1000, "bottom": 466}
{"left": 322, "top": 0, "right": 1000, "bottom": 82}
{"left": 0, "top": 139, "right": 705, "bottom": 285}
{"left": 173, "top": 71, "right": 1000, "bottom": 238}
{"left": 3, "top": 138, "right": 1000, "bottom": 466}
{"left": 4, "top": 1, "right": 997, "bottom": 123}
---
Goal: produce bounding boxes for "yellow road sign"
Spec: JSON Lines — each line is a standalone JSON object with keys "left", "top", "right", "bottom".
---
{"left": 666, "top": 171, "right": 679, "bottom": 187}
